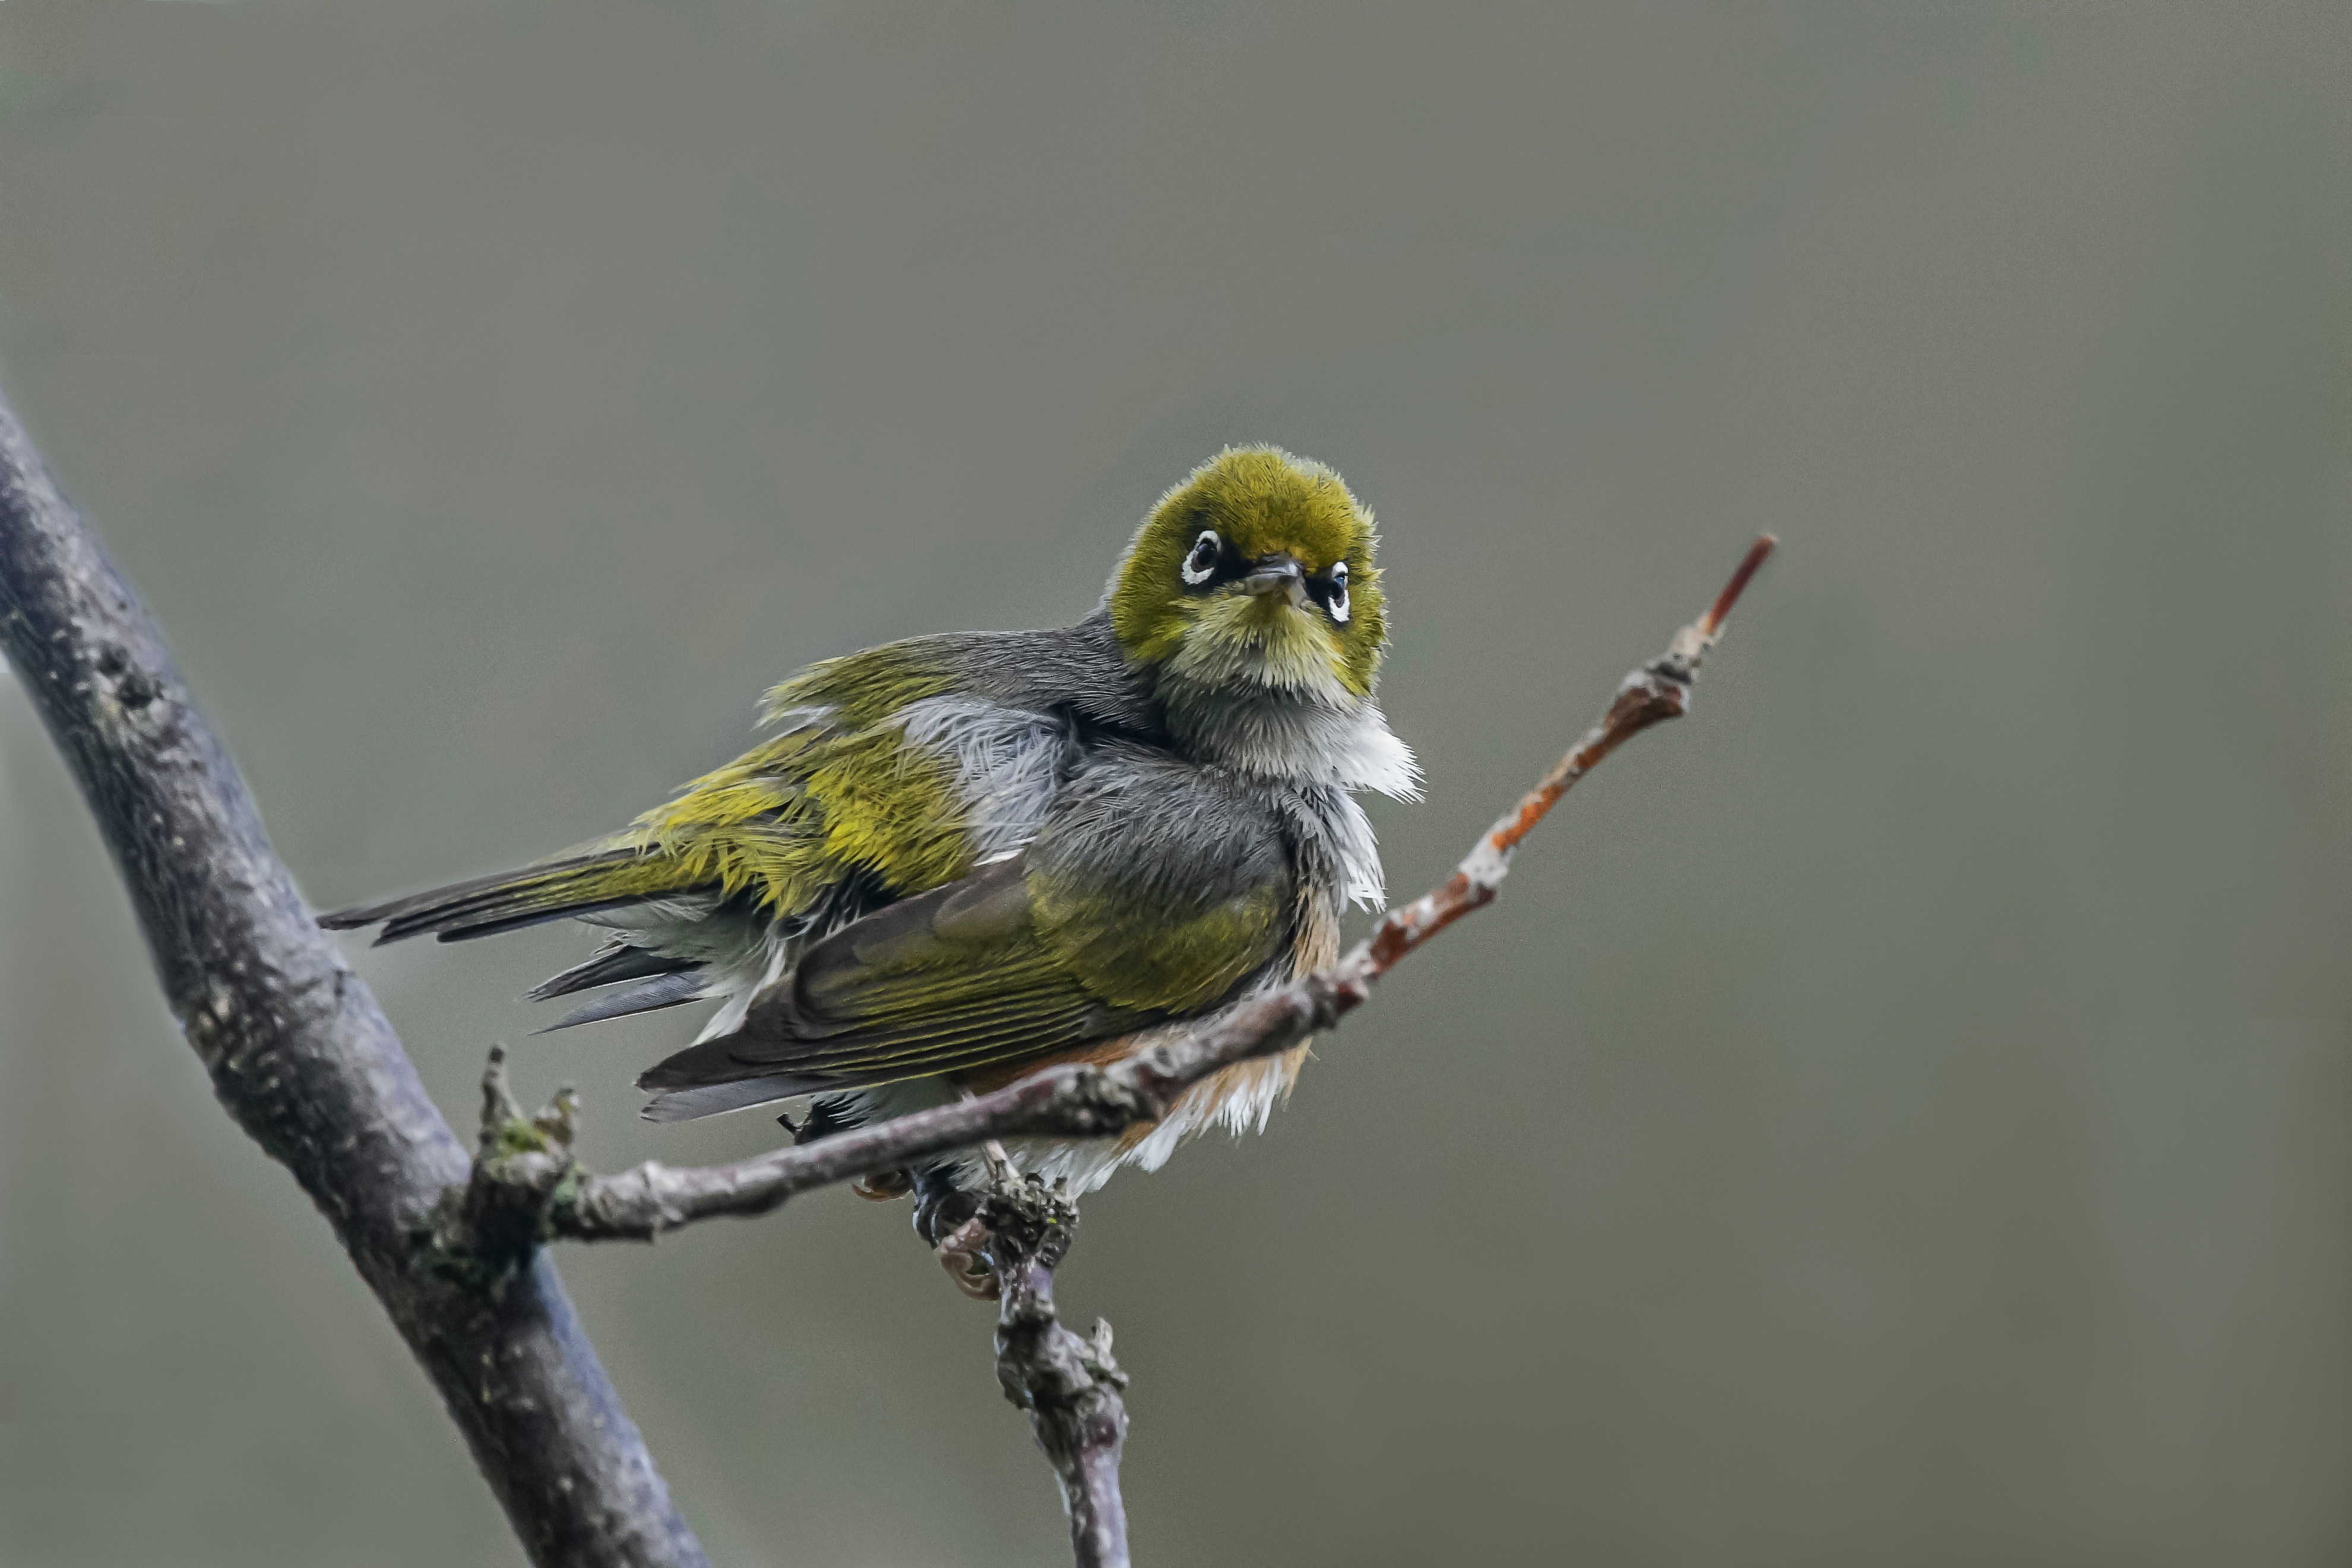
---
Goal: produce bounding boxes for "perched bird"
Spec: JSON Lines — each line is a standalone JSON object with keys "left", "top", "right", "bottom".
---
{"left": 323, "top": 446, "right": 1417, "bottom": 1206}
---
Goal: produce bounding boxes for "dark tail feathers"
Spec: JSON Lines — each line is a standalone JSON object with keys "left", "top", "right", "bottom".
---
{"left": 318, "top": 850, "right": 691, "bottom": 946}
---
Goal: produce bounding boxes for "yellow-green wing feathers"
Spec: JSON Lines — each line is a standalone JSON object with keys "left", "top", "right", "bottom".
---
{"left": 637, "top": 857, "right": 1143, "bottom": 1095}
{"left": 624, "top": 641, "right": 977, "bottom": 910}
{"left": 322, "top": 639, "right": 988, "bottom": 943}
{"left": 638, "top": 755, "right": 1299, "bottom": 1101}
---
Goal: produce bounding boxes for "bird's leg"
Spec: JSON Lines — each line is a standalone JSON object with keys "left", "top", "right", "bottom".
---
{"left": 912, "top": 1165, "right": 996, "bottom": 1298}
{"left": 896, "top": 1090, "right": 1019, "bottom": 1293}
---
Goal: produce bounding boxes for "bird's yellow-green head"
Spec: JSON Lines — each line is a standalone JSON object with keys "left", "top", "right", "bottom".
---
{"left": 1107, "top": 446, "right": 1389, "bottom": 701}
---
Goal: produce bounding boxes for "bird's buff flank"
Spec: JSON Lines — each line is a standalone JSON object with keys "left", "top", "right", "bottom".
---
{"left": 322, "top": 446, "right": 1417, "bottom": 1197}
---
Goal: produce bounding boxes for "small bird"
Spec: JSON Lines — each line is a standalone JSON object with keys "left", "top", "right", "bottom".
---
{"left": 323, "top": 446, "right": 1416, "bottom": 1205}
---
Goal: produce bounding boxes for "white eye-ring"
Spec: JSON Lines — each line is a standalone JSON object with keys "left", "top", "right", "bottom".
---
{"left": 1180, "top": 529, "right": 1221, "bottom": 587}
{"left": 1327, "top": 560, "right": 1350, "bottom": 622}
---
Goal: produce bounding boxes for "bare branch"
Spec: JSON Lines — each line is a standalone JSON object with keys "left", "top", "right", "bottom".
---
{"left": 511, "top": 534, "right": 1778, "bottom": 1243}
{"left": 0, "top": 392, "right": 708, "bottom": 1568}
{"left": 954, "top": 1179, "right": 1131, "bottom": 1568}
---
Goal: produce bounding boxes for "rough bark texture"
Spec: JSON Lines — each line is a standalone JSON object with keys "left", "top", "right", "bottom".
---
{"left": 0, "top": 392, "right": 707, "bottom": 1568}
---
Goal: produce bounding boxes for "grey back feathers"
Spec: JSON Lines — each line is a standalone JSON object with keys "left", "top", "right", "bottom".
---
{"left": 897, "top": 695, "right": 1075, "bottom": 865}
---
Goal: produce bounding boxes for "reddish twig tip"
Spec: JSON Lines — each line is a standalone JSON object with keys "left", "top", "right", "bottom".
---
{"left": 1699, "top": 534, "right": 1777, "bottom": 638}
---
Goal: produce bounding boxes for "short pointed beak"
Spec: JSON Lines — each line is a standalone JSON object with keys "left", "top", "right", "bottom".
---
{"left": 1241, "top": 554, "right": 1307, "bottom": 603}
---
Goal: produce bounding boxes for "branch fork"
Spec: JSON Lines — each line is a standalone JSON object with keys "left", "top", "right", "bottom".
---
{"left": 420, "top": 1045, "right": 586, "bottom": 1289}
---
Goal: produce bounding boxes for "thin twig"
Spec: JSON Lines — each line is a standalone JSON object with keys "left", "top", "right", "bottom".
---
{"left": 489, "top": 534, "right": 1777, "bottom": 1244}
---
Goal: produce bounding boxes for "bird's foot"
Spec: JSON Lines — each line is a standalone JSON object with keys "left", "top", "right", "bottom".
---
{"left": 911, "top": 1161, "right": 1074, "bottom": 1301}
{"left": 934, "top": 1215, "right": 1001, "bottom": 1300}
{"left": 913, "top": 1181, "right": 996, "bottom": 1297}
{"left": 851, "top": 1168, "right": 913, "bottom": 1201}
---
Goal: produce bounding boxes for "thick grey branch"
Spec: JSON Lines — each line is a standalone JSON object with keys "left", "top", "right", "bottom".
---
{"left": 0, "top": 392, "right": 707, "bottom": 1568}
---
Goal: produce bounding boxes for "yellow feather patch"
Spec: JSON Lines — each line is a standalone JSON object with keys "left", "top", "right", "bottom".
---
{"left": 617, "top": 639, "right": 980, "bottom": 913}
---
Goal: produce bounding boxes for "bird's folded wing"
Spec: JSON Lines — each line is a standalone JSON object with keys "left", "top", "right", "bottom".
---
{"left": 637, "top": 765, "right": 1296, "bottom": 1097}
{"left": 635, "top": 856, "right": 1133, "bottom": 1094}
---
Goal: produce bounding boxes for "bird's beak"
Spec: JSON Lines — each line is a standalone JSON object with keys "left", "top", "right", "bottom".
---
{"left": 1241, "top": 553, "right": 1308, "bottom": 606}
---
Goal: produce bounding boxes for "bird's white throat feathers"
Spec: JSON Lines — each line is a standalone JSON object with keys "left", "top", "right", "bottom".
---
{"left": 1154, "top": 673, "right": 1420, "bottom": 803}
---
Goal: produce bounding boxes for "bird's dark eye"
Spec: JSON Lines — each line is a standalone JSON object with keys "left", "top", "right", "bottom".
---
{"left": 1180, "top": 529, "right": 1223, "bottom": 588}
{"left": 1321, "top": 560, "right": 1351, "bottom": 623}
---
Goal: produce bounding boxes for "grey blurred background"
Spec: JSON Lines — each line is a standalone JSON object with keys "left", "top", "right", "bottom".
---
{"left": 2, "top": 2, "right": 2347, "bottom": 1564}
